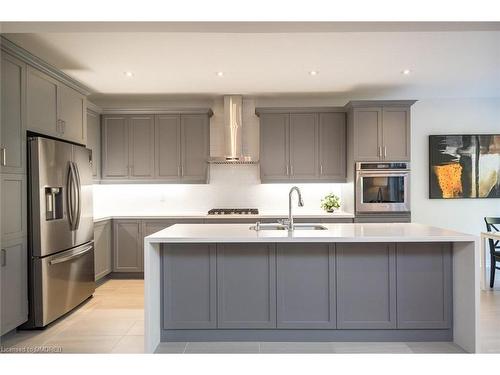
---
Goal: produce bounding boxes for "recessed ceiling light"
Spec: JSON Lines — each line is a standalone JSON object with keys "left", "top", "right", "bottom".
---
{"left": 124, "top": 71, "right": 134, "bottom": 77}
{"left": 309, "top": 70, "right": 318, "bottom": 76}
{"left": 216, "top": 71, "right": 224, "bottom": 77}
{"left": 401, "top": 69, "right": 411, "bottom": 75}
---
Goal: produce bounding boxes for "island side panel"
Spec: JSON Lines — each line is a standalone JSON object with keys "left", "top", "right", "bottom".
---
{"left": 452, "top": 240, "right": 479, "bottom": 353}
{"left": 144, "top": 240, "right": 161, "bottom": 353}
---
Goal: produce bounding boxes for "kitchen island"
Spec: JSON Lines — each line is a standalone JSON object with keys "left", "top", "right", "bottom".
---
{"left": 144, "top": 223, "right": 478, "bottom": 353}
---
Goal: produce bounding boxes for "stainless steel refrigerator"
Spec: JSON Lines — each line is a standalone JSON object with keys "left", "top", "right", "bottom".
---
{"left": 24, "top": 136, "right": 95, "bottom": 328}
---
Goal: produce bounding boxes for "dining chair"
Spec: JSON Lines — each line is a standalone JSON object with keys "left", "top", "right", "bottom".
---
{"left": 484, "top": 217, "right": 500, "bottom": 288}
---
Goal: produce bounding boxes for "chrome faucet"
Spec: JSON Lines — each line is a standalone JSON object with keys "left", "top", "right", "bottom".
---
{"left": 287, "top": 186, "right": 304, "bottom": 231}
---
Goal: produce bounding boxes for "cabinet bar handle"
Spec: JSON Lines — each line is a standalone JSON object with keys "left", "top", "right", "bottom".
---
{"left": 378, "top": 146, "right": 382, "bottom": 158}
{"left": 1, "top": 147, "right": 6, "bottom": 166}
{"left": 383, "top": 146, "right": 387, "bottom": 158}
{"left": 286, "top": 165, "right": 289, "bottom": 176}
{"left": 320, "top": 164, "right": 323, "bottom": 175}
{"left": 1, "top": 249, "right": 6, "bottom": 267}
{"left": 180, "top": 165, "right": 183, "bottom": 177}
{"left": 290, "top": 165, "right": 294, "bottom": 175}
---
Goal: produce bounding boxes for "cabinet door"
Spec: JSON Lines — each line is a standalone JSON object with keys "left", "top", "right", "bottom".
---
{"left": 155, "top": 115, "right": 181, "bottom": 180}
{"left": 1, "top": 238, "right": 28, "bottom": 335}
{"left": 86, "top": 110, "right": 101, "bottom": 180}
{"left": 336, "top": 243, "right": 396, "bottom": 329}
{"left": 94, "top": 220, "right": 112, "bottom": 281}
{"left": 113, "top": 220, "right": 142, "bottom": 272}
{"left": 162, "top": 244, "right": 216, "bottom": 329}
{"left": 129, "top": 115, "right": 155, "bottom": 179}
{"left": 102, "top": 116, "right": 129, "bottom": 179}
{"left": 1, "top": 174, "right": 27, "bottom": 242}
{"left": 58, "top": 83, "right": 86, "bottom": 144}
{"left": 1, "top": 53, "right": 26, "bottom": 174}
{"left": 260, "top": 113, "right": 289, "bottom": 182}
{"left": 180, "top": 114, "right": 209, "bottom": 182}
{"left": 26, "top": 66, "right": 58, "bottom": 137}
{"left": 217, "top": 243, "right": 276, "bottom": 328}
{"left": 276, "top": 243, "right": 336, "bottom": 328}
{"left": 289, "top": 113, "right": 318, "bottom": 180}
{"left": 353, "top": 107, "right": 382, "bottom": 161}
{"left": 396, "top": 243, "right": 452, "bottom": 329}
{"left": 382, "top": 107, "right": 410, "bottom": 161}
{"left": 319, "top": 113, "right": 346, "bottom": 181}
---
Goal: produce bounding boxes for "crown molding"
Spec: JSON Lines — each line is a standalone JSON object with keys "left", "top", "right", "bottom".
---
{"left": 255, "top": 106, "right": 346, "bottom": 116}
{"left": 1, "top": 35, "right": 92, "bottom": 96}
{"left": 100, "top": 107, "right": 214, "bottom": 116}
{"left": 345, "top": 100, "right": 418, "bottom": 109}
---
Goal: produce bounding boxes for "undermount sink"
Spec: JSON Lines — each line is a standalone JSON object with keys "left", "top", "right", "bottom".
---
{"left": 249, "top": 223, "right": 327, "bottom": 231}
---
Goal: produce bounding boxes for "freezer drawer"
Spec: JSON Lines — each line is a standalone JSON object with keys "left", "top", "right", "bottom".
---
{"left": 33, "top": 242, "right": 95, "bottom": 327}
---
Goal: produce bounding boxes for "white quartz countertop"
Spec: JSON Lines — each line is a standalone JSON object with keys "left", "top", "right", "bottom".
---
{"left": 93, "top": 211, "right": 354, "bottom": 222}
{"left": 144, "top": 223, "right": 477, "bottom": 243}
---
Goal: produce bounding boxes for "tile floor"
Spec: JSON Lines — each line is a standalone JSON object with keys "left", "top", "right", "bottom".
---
{"left": 0, "top": 278, "right": 499, "bottom": 354}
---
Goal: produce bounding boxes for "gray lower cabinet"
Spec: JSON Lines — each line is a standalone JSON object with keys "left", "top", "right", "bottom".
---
{"left": 94, "top": 220, "right": 112, "bottom": 281}
{"left": 1, "top": 52, "right": 26, "bottom": 174}
{"left": 1, "top": 238, "right": 28, "bottom": 335}
{"left": 396, "top": 243, "right": 452, "bottom": 329}
{"left": 129, "top": 115, "right": 155, "bottom": 179}
{"left": 86, "top": 109, "right": 101, "bottom": 180}
{"left": 217, "top": 243, "right": 276, "bottom": 328}
{"left": 102, "top": 116, "right": 129, "bottom": 179}
{"left": 1, "top": 173, "right": 27, "bottom": 242}
{"left": 276, "top": 243, "right": 336, "bottom": 328}
{"left": 113, "top": 220, "right": 143, "bottom": 272}
{"left": 162, "top": 243, "right": 216, "bottom": 329}
{"left": 336, "top": 243, "right": 397, "bottom": 329}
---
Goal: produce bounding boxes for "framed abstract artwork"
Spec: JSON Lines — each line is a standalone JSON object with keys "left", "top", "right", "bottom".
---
{"left": 429, "top": 134, "right": 500, "bottom": 199}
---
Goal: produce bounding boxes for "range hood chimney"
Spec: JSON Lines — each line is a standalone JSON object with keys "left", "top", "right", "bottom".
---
{"left": 208, "top": 95, "right": 258, "bottom": 164}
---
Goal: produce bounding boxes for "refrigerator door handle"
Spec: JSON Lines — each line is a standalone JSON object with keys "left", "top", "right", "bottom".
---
{"left": 73, "top": 162, "right": 82, "bottom": 230}
{"left": 66, "top": 162, "right": 75, "bottom": 230}
{"left": 49, "top": 245, "right": 93, "bottom": 265}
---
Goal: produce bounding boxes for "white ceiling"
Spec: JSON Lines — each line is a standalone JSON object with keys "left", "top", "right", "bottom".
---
{"left": 4, "top": 23, "right": 500, "bottom": 98}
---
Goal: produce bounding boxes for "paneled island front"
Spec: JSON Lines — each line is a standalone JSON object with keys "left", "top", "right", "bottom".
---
{"left": 144, "top": 223, "right": 478, "bottom": 353}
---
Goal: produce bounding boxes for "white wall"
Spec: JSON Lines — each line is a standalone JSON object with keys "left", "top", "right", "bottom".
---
{"left": 93, "top": 165, "right": 344, "bottom": 217}
{"left": 411, "top": 98, "right": 500, "bottom": 235}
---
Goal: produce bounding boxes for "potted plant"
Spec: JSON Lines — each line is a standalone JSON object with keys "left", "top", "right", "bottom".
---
{"left": 320, "top": 193, "right": 340, "bottom": 213}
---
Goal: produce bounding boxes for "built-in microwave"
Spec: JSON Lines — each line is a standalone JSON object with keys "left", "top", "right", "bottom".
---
{"left": 355, "top": 162, "right": 410, "bottom": 213}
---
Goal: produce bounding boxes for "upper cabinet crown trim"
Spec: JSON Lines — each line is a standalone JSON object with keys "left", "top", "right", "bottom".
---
{"left": 1, "top": 36, "right": 92, "bottom": 96}
{"left": 345, "top": 100, "right": 417, "bottom": 109}
{"left": 87, "top": 101, "right": 103, "bottom": 115}
{"left": 255, "top": 107, "right": 345, "bottom": 116}
{"left": 100, "top": 107, "right": 214, "bottom": 116}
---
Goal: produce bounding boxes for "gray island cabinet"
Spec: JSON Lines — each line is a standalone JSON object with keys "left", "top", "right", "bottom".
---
{"left": 144, "top": 223, "right": 478, "bottom": 353}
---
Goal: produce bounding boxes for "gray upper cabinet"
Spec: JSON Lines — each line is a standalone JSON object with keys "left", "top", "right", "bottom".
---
{"left": 396, "top": 243, "right": 452, "bottom": 329}
{"left": 101, "top": 111, "right": 210, "bottom": 183}
{"left": 276, "top": 243, "right": 336, "bottom": 329}
{"left": 257, "top": 108, "right": 346, "bottom": 183}
{"left": 336, "top": 243, "right": 397, "bottom": 329}
{"left": 319, "top": 112, "right": 346, "bottom": 181}
{"left": 259, "top": 113, "right": 289, "bottom": 181}
{"left": 349, "top": 101, "right": 415, "bottom": 162}
{"left": 1, "top": 238, "right": 28, "bottom": 335}
{"left": 217, "top": 243, "right": 276, "bottom": 328}
{"left": 86, "top": 109, "right": 101, "bottom": 180}
{"left": 113, "top": 220, "right": 143, "bottom": 272}
{"left": 102, "top": 116, "right": 129, "bottom": 179}
{"left": 94, "top": 220, "right": 112, "bottom": 281}
{"left": 27, "top": 65, "right": 86, "bottom": 145}
{"left": 1, "top": 53, "right": 26, "bottom": 174}
{"left": 155, "top": 115, "right": 181, "bottom": 180}
{"left": 129, "top": 115, "right": 155, "bottom": 179}
{"left": 162, "top": 244, "right": 217, "bottom": 329}
{"left": 58, "top": 83, "right": 86, "bottom": 144}
{"left": 27, "top": 66, "right": 59, "bottom": 138}
{"left": 180, "top": 114, "right": 209, "bottom": 182}
{"left": 289, "top": 113, "right": 318, "bottom": 180}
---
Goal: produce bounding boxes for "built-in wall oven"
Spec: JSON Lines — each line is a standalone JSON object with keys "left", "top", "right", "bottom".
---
{"left": 355, "top": 162, "right": 410, "bottom": 214}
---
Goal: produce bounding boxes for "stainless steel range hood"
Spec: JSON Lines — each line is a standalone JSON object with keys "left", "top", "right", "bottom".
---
{"left": 208, "top": 95, "right": 258, "bottom": 164}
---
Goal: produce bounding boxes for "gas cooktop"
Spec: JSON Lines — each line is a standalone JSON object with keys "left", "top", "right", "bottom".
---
{"left": 208, "top": 208, "right": 259, "bottom": 215}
